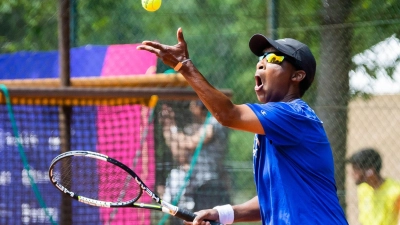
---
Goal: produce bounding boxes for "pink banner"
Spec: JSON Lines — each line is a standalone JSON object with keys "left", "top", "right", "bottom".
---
{"left": 97, "top": 44, "right": 157, "bottom": 225}
{"left": 101, "top": 44, "right": 157, "bottom": 76}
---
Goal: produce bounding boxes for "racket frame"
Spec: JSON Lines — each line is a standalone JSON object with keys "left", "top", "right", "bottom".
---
{"left": 49, "top": 151, "right": 189, "bottom": 218}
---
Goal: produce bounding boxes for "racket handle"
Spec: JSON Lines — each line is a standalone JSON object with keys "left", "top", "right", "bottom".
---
{"left": 175, "top": 208, "right": 223, "bottom": 225}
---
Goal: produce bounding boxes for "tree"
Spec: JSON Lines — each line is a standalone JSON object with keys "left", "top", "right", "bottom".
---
{"left": 316, "top": 0, "right": 353, "bottom": 212}
{"left": 0, "top": 0, "right": 58, "bottom": 52}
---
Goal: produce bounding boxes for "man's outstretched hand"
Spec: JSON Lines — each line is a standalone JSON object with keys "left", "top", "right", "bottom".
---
{"left": 136, "top": 27, "right": 190, "bottom": 70}
{"left": 183, "top": 209, "right": 220, "bottom": 225}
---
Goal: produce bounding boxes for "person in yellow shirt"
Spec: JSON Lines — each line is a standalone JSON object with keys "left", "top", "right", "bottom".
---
{"left": 348, "top": 148, "right": 400, "bottom": 225}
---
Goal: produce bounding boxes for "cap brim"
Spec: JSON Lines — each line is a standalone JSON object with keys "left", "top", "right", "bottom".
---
{"left": 249, "top": 34, "right": 295, "bottom": 57}
{"left": 345, "top": 158, "right": 354, "bottom": 164}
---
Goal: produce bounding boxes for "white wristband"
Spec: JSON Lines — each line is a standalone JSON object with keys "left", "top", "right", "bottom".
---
{"left": 213, "top": 204, "right": 234, "bottom": 225}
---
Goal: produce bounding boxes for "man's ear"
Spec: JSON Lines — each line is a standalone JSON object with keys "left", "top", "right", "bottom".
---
{"left": 292, "top": 70, "right": 306, "bottom": 82}
{"left": 365, "top": 169, "right": 373, "bottom": 177}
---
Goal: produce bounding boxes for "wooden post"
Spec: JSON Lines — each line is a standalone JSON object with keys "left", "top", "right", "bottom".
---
{"left": 58, "top": 0, "right": 72, "bottom": 224}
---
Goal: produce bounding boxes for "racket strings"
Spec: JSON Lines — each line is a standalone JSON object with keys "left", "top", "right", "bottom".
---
{"left": 52, "top": 156, "right": 142, "bottom": 203}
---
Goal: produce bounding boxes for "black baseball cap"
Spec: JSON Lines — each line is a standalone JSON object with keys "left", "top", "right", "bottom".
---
{"left": 249, "top": 34, "right": 316, "bottom": 92}
{"left": 346, "top": 148, "right": 382, "bottom": 172}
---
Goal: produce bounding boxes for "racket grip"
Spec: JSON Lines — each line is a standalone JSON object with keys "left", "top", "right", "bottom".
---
{"left": 175, "top": 208, "right": 223, "bottom": 225}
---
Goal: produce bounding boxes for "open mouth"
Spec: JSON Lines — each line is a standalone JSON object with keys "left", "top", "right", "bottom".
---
{"left": 254, "top": 75, "right": 263, "bottom": 90}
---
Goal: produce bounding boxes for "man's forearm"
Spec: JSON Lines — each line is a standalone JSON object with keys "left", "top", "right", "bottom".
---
{"left": 232, "top": 196, "right": 261, "bottom": 222}
{"left": 179, "top": 63, "right": 235, "bottom": 126}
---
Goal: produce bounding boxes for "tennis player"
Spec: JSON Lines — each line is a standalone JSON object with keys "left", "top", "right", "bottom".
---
{"left": 137, "top": 28, "right": 348, "bottom": 225}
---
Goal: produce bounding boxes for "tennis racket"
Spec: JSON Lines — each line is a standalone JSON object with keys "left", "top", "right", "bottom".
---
{"left": 48, "top": 150, "right": 222, "bottom": 225}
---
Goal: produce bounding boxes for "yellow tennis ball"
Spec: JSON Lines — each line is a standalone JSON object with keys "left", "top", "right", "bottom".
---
{"left": 142, "top": 0, "right": 162, "bottom": 12}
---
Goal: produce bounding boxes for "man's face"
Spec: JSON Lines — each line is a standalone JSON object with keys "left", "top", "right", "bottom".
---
{"left": 254, "top": 47, "right": 297, "bottom": 103}
{"left": 351, "top": 164, "right": 367, "bottom": 185}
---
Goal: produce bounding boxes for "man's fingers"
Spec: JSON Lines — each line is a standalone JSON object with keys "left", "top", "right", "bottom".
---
{"left": 136, "top": 41, "right": 166, "bottom": 54}
{"left": 191, "top": 210, "right": 214, "bottom": 225}
{"left": 183, "top": 220, "right": 193, "bottom": 225}
{"left": 177, "top": 27, "right": 185, "bottom": 43}
{"left": 141, "top": 40, "right": 162, "bottom": 48}
{"left": 177, "top": 27, "right": 189, "bottom": 55}
{"left": 137, "top": 29, "right": 189, "bottom": 66}
{"left": 136, "top": 44, "right": 159, "bottom": 55}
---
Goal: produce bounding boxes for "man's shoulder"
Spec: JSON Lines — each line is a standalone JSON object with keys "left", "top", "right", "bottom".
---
{"left": 357, "top": 183, "right": 375, "bottom": 202}
{"left": 280, "top": 99, "right": 321, "bottom": 122}
{"left": 247, "top": 99, "right": 322, "bottom": 122}
{"left": 247, "top": 99, "right": 308, "bottom": 110}
{"left": 384, "top": 178, "right": 400, "bottom": 190}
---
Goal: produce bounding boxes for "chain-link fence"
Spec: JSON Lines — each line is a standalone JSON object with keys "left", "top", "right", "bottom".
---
{"left": 1, "top": 0, "right": 400, "bottom": 224}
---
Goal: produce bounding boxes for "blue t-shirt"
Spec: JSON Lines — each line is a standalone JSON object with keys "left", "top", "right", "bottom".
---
{"left": 247, "top": 99, "right": 348, "bottom": 225}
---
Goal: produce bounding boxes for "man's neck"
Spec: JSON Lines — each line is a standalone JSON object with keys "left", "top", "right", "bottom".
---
{"left": 368, "top": 176, "right": 385, "bottom": 189}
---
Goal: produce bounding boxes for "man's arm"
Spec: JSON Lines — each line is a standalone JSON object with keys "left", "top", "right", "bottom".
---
{"left": 183, "top": 196, "right": 261, "bottom": 225}
{"left": 137, "top": 28, "right": 264, "bottom": 135}
{"left": 232, "top": 196, "right": 262, "bottom": 222}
